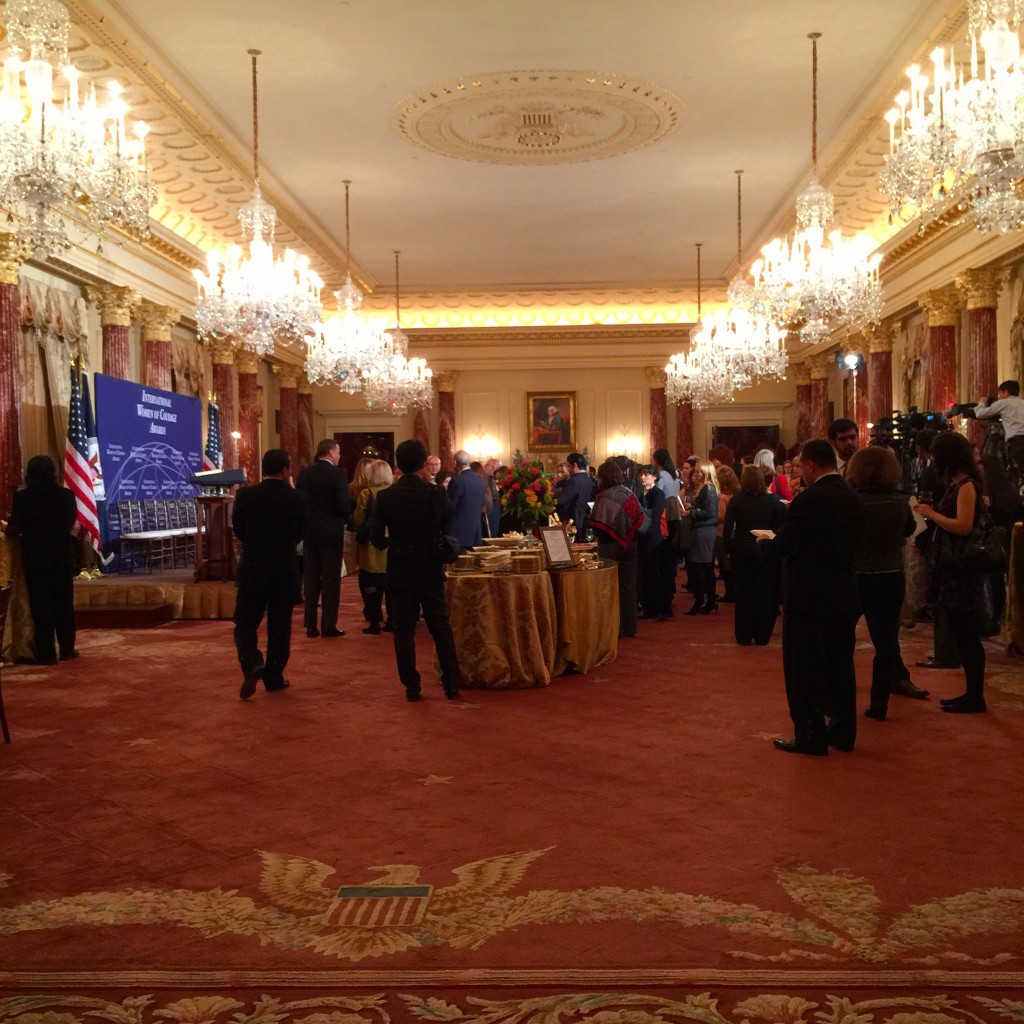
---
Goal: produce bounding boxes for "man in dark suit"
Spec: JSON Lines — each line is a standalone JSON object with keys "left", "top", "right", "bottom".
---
{"left": 556, "top": 452, "right": 597, "bottom": 538}
{"left": 233, "top": 448, "right": 307, "bottom": 699}
{"left": 446, "top": 449, "right": 485, "bottom": 551}
{"left": 370, "top": 439, "right": 461, "bottom": 702}
{"left": 758, "top": 438, "right": 865, "bottom": 755}
{"left": 295, "top": 438, "right": 352, "bottom": 638}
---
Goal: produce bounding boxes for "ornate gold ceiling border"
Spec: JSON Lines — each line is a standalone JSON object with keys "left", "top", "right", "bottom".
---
{"left": 64, "top": 0, "right": 361, "bottom": 293}
{"left": 405, "top": 324, "right": 692, "bottom": 348}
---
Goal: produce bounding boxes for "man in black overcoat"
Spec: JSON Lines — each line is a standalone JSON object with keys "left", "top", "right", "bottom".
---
{"left": 295, "top": 438, "right": 352, "bottom": 638}
{"left": 759, "top": 439, "right": 865, "bottom": 755}
{"left": 370, "top": 439, "right": 461, "bottom": 702}
{"left": 233, "top": 448, "right": 307, "bottom": 698}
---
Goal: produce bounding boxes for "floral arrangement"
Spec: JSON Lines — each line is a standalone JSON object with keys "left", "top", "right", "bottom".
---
{"left": 499, "top": 460, "right": 557, "bottom": 530}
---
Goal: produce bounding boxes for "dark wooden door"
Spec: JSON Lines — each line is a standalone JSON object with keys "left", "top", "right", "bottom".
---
{"left": 711, "top": 425, "right": 781, "bottom": 461}
{"left": 335, "top": 432, "right": 394, "bottom": 480}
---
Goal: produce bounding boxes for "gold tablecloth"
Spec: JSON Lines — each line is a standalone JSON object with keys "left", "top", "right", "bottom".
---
{"left": 550, "top": 564, "right": 619, "bottom": 675}
{"left": 1009, "top": 523, "right": 1024, "bottom": 655}
{"left": 445, "top": 572, "right": 557, "bottom": 689}
{"left": 0, "top": 534, "right": 35, "bottom": 664}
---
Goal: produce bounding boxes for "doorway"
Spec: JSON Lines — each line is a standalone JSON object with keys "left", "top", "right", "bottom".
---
{"left": 335, "top": 432, "right": 394, "bottom": 481}
{"left": 711, "top": 425, "right": 781, "bottom": 461}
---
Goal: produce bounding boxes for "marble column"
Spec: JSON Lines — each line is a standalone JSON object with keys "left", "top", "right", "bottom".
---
{"left": 413, "top": 407, "right": 430, "bottom": 453}
{"left": 675, "top": 400, "right": 694, "bottom": 463}
{"left": 140, "top": 303, "right": 181, "bottom": 391}
{"left": 435, "top": 371, "right": 458, "bottom": 471}
{"left": 0, "top": 234, "right": 28, "bottom": 517}
{"left": 919, "top": 287, "right": 960, "bottom": 413}
{"left": 864, "top": 323, "right": 894, "bottom": 433}
{"left": 87, "top": 285, "right": 139, "bottom": 381}
{"left": 209, "top": 340, "right": 237, "bottom": 470}
{"left": 846, "top": 346, "right": 869, "bottom": 442}
{"left": 297, "top": 382, "right": 314, "bottom": 472}
{"left": 794, "top": 362, "right": 812, "bottom": 444}
{"left": 810, "top": 357, "right": 831, "bottom": 439}
{"left": 235, "top": 349, "right": 261, "bottom": 485}
{"left": 274, "top": 364, "right": 300, "bottom": 466}
{"left": 646, "top": 367, "right": 668, "bottom": 458}
{"left": 956, "top": 267, "right": 1004, "bottom": 446}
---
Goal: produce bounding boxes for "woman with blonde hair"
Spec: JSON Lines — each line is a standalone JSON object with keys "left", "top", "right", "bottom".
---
{"left": 681, "top": 460, "right": 720, "bottom": 614}
{"left": 350, "top": 459, "right": 394, "bottom": 634}
{"left": 350, "top": 457, "right": 375, "bottom": 504}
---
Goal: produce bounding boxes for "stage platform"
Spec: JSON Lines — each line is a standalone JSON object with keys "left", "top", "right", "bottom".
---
{"left": 72, "top": 569, "right": 237, "bottom": 622}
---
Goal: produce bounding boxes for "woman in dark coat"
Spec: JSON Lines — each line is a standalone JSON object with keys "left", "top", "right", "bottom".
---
{"left": 722, "top": 465, "right": 786, "bottom": 644}
{"left": 589, "top": 460, "right": 645, "bottom": 638}
{"left": 637, "top": 465, "right": 669, "bottom": 619}
{"left": 847, "top": 445, "right": 926, "bottom": 720}
{"left": 682, "top": 461, "right": 719, "bottom": 614}
{"left": 916, "top": 432, "right": 990, "bottom": 713}
{"left": 3, "top": 455, "right": 78, "bottom": 664}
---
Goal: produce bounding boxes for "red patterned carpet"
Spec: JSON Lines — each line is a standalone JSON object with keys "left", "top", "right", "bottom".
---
{"left": 2, "top": 575, "right": 1024, "bottom": 1020}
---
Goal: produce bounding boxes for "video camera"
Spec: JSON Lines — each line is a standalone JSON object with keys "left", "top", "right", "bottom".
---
{"left": 870, "top": 409, "right": 952, "bottom": 493}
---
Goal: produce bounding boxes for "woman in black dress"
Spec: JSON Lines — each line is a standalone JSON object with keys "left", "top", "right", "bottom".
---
{"left": 915, "top": 432, "right": 989, "bottom": 713}
{"left": 722, "top": 465, "right": 786, "bottom": 645}
{"left": 637, "top": 465, "right": 668, "bottom": 619}
{"left": 3, "top": 455, "right": 78, "bottom": 665}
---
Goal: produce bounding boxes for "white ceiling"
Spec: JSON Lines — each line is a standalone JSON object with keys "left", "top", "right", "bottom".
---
{"left": 98, "top": 0, "right": 946, "bottom": 294}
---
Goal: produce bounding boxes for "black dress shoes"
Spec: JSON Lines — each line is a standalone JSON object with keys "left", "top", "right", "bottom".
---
{"left": 891, "top": 678, "right": 929, "bottom": 699}
{"left": 405, "top": 690, "right": 422, "bottom": 702}
{"left": 941, "top": 695, "right": 986, "bottom": 713}
{"left": 864, "top": 704, "right": 887, "bottom": 721}
{"left": 306, "top": 628, "right": 320, "bottom": 638}
{"left": 239, "top": 664, "right": 264, "bottom": 700}
{"left": 773, "top": 738, "right": 828, "bottom": 756}
{"left": 362, "top": 624, "right": 382, "bottom": 635}
{"left": 59, "top": 650, "right": 80, "bottom": 661}
{"left": 443, "top": 686, "right": 460, "bottom": 700}
{"left": 321, "top": 629, "right": 345, "bottom": 638}
{"left": 264, "top": 678, "right": 290, "bottom": 693}
{"left": 915, "top": 656, "right": 959, "bottom": 669}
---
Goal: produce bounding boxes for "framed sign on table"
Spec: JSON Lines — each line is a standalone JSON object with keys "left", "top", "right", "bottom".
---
{"left": 537, "top": 524, "right": 578, "bottom": 569}
{"left": 528, "top": 391, "right": 576, "bottom": 451}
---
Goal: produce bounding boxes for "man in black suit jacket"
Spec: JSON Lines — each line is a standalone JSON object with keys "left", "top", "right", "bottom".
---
{"left": 759, "top": 439, "right": 865, "bottom": 755}
{"left": 233, "top": 448, "right": 307, "bottom": 699}
{"left": 295, "top": 438, "right": 352, "bottom": 638}
{"left": 556, "top": 452, "right": 597, "bottom": 538}
{"left": 370, "top": 439, "right": 461, "bottom": 702}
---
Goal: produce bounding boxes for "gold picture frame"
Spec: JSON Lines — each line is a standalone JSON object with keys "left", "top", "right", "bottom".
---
{"left": 527, "top": 391, "right": 576, "bottom": 452}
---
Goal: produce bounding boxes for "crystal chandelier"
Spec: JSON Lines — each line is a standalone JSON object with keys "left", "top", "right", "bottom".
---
{"left": 305, "top": 180, "right": 388, "bottom": 392}
{"left": 363, "top": 251, "right": 434, "bottom": 415}
{"left": 0, "top": 0, "right": 157, "bottom": 258}
{"left": 879, "top": 0, "right": 1024, "bottom": 234}
{"left": 193, "top": 50, "right": 323, "bottom": 357}
{"left": 749, "top": 33, "right": 883, "bottom": 345}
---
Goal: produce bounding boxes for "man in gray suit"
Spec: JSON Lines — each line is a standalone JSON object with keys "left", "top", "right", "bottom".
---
{"left": 446, "top": 449, "right": 486, "bottom": 550}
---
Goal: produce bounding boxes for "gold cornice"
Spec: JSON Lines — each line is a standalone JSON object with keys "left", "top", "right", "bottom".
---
{"left": 139, "top": 303, "right": 182, "bottom": 342}
{"left": 645, "top": 367, "right": 667, "bottom": 388}
{"left": 86, "top": 285, "right": 140, "bottom": 326}
{"left": 0, "top": 234, "right": 30, "bottom": 285}
{"left": 809, "top": 357, "right": 831, "bottom": 381}
{"left": 433, "top": 371, "right": 458, "bottom": 393}
{"left": 955, "top": 267, "right": 1007, "bottom": 310}
{"left": 793, "top": 363, "right": 812, "bottom": 386}
{"left": 919, "top": 287, "right": 960, "bottom": 327}
{"left": 406, "top": 324, "right": 692, "bottom": 349}
{"left": 208, "top": 339, "right": 235, "bottom": 366}
{"left": 863, "top": 323, "right": 894, "bottom": 354}
{"left": 234, "top": 349, "right": 261, "bottom": 375}
{"left": 273, "top": 365, "right": 302, "bottom": 389}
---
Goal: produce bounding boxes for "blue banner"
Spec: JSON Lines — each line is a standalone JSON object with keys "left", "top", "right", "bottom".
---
{"left": 94, "top": 373, "right": 203, "bottom": 542}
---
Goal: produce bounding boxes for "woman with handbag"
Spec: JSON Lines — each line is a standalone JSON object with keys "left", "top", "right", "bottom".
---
{"left": 350, "top": 459, "right": 394, "bottom": 634}
{"left": 915, "top": 431, "right": 992, "bottom": 714}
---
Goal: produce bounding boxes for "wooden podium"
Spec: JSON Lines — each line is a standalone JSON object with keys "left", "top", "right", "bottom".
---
{"left": 194, "top": 495, "right": 237, "bottom": 581}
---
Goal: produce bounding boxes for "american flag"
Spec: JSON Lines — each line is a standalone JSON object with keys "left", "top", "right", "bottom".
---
{"left": 64, "top": 367, "right": 101, "bottom": 553}
{"left": 203, "top": 400, "right": 222, "bottom": 471}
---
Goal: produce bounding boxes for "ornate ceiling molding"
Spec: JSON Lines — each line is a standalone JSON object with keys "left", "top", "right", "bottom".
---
{"left": 391, "top": 70, "right": 683, "bottom": 166}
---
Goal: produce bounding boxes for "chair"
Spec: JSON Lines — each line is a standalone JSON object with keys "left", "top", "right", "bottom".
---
{"left": 0, "top": 584, "right": 12, "bottom": 742}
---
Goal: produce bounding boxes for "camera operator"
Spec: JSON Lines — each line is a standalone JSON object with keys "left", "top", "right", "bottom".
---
{"left": 973, "top": 380, "right": 1024, "bottom": 476}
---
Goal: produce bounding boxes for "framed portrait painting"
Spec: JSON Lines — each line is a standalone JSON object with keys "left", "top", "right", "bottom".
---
{"left": 527, "top": 392, "right": 576, "bottom": 451}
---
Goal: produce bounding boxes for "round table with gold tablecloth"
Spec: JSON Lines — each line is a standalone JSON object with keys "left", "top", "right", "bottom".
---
{"left": 445, "top": 572, "right": 557, "bottom": 689}
{"left": 550, "top": 563, "right": 619, "bottom": 675}
{"left": 0, "top": 533, "right": 35, "bottom": 663}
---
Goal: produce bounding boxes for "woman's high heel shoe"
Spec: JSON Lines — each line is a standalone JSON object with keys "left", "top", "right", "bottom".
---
{"left": 685, "top": 601, "right": 705, "bottom": 616}
{"left": 699, "top": 600, "right": 719, "bottom": 615}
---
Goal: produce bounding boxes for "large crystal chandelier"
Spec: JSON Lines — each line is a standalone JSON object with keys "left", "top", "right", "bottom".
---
{"left": 193, "top": 50, "right": 323, "bottom": 357}
{"left": 879, "top": 0, "right": 1024, "bottom": 234}
{"left": 363, "top": 251, "right": 434, "bottom": 415}
{"left": 0, "top": 0, "right": 157, "bottom": 258}
{"left": 305, "top": 180, "right": 388, "bottom": 392}
{"left": 749, "top": 33, "right": 882, "bottom": 346}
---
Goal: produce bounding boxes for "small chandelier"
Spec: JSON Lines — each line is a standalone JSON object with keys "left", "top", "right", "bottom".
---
{"left": 750, "top": 33, "right": 882, "bottom": 345}
{"left": 305, "top": 180, "right": 388, "bottom": 392}
{"left": 363, "top": 250, "right": 434, "bottom": 415}
{"left": 193, "top": 50, "right": 323, "bottom": 357}
{"left": 880, "top": 0, "right": 1024, "bottom": 234}
{"left": 0, "top": 0, "right": 157, "bottom": 258}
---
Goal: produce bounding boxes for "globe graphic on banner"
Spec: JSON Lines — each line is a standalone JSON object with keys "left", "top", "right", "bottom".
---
{"left": 107, "top": 442, "right": 200, "bottom": 503}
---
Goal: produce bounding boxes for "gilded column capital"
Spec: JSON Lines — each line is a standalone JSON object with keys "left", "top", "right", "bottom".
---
{"left": 793, "top": 362, "right": 812, "bottom": 386}
{"left": 208, "top": 339, "right": 236, "bottom": 365}
{"left": 645, "top": 366, "right": 667, "bottom": 388}
{"left": 273, "top": 364, "right": 302, "bottom": 389}
{"left": 0, "top": 234, "right": 30, "bottom": 285}
{"left": 955, "top": 267, "right": 1007, "bottom": 310}
{"left": 139, "top": 303, "right": 182, "bottom": 342}
{"left": 86, "top": 285, "right": 141, "bottom": 327}
{"left": 234, "top": 349, "right": 261, "bottom": 375}
{"left": 919, "top": 287, "right": 959, "bottom": 328}
{"left": 297, "top": 380, "right": 314, "bottom": 396}
{"left": 863, "top": 322, "right": 894, "bottom": 354}
{"left": 434, "top": 371, "right": 458, "bottom": 393}
{"left": 809, "top": 356, "right": 831, "bottom": 381}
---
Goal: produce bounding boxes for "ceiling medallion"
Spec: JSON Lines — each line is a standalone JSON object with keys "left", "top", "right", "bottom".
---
{"left": 391, "top": 70, "right": 683, "bottom": 165}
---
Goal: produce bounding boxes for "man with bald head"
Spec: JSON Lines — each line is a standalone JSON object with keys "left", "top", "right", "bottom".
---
{"left": 447, "top": 449, "right": 486, "bottom": 550}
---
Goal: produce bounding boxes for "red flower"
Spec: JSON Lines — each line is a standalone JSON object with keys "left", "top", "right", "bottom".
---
{"left": 531, "top": 466, "right": 540, "bottom": 476}
{"left": 512, "top": 482, "right": 521, "bottom": 490}
{"left": 532, "top": 480, "right": 543, "bottom": 493}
